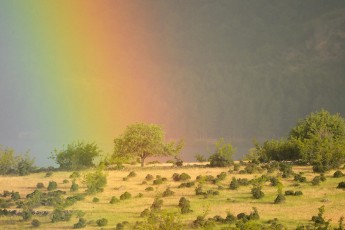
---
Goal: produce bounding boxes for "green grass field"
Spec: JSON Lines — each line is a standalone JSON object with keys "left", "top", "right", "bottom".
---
{"left": 0, "top": 163, "right": 344, "bottom": 229}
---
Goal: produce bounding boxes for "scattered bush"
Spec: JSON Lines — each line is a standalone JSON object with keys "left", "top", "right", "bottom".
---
{"left": 63, "top": 179, "right": 69, "bottom": 184}
{"left": 153, "top": 178, "right": 163, "bottom": 185}
{"left": 251, "top": 186, "right": 264, "bottom": 199}
{"left": 145, "top": 186, "right": 154, "bottom": 192}
{"left": 230, "top": 177, "right": 239, "bottom": 190}
{"left": 294, "top": 173, "right": 307, "bottom": 183}
{"left": 96, "top": 218, "right": 108, "bottom": 227}
{"left": 145, "top": 174, "right": 154, "bottom": 181}
{"left": 334, "top": 170, "right": 344, "bottom": 178}
{"left": 274, "top": 194, "right": 286, "bottom": 204}
{"left": 311, "top": 176, "right": 321, "bottom": 186}
{"left": 136, "top": 193, "right": 143, "bottom": 198}
{"left": 320, "top": 173, "right": 326, "bottom": 182}
{"left": 195, "top": 185, "right": 204, "bottom": 195}
{"left": 70, "top": 171, "right": 80, "bottom": 179}
{"left": 73, "top": 218, "right": 86, "bottom": 228}
{"left": 270, "top": 177, "right": 279, "bottom": 186}
{"left": 92, "top": 197, "right": 99, "bottom": 203}
{"left": 233, "top": 164, "right": 240, "bottom": 171}
{"left": 178, "top": 182, "right": 195, "bottom": 188}
{"left": 140, "top": 208, "right": 150, "bottom": 217}
{"left": 51, "top": 209, "right": 72, "bottom": 222}
{"left": 150, "top": 198, "right": 163, "bottom": 211}
{"left": 45, "top": 172, "right": 53, "bottom": 177}
{"left": 237, "top": 178, "right": 250, "bottom": 186}
{"left": 84, "top": 170, "right": 107, "bottom": 194}
{"left": 179, "top": 197, "right": 192, "bottom": 214}
{"left": 173, "top": 172, "right": 191, "bottom": 181}
{"left": 31, "top": 219, "right": 41, "bottom": 227}
{"left": 70, "top": 181, "right": 79, "bottom": 192}
{"left": 120, "top": 192, "right": 132, "bottom": 200}
{"left": 11, "top": 192, "right": 20, "bottom": 201}
{"left": 285, "top": 190, "right": 295, "bottom": 196}
{"left": 47, "top": 181, "right": 58, "bottom": 191}
{"left": 160, "top": 187, "right": 173, "bottom": 197}
{"left": 208, "top": 139, "right": 234, "bottom": 167}
{"left": 127, "top": 171, "right": 136, "bottom": 177}
{"left": 110, "top": 196, "right": 119, "bottom": 204}
{"left": 36, "top": 183, "right": 44, "bottom": 189}
{"left": 294, "top": 191, "right": 303, "bottom": 196}
{"left": 337, "top": 182, "right": 345, "bottom": 189}
{"left": 217, "top": 172, "right": 227, "bottom": 180}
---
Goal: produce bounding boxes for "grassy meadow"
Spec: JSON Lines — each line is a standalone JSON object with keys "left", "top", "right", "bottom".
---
{"left": 0, "top": 162, "right": 344, "bottom": 229}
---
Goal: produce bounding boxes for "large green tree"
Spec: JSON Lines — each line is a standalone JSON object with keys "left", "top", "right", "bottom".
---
{"left": 0, "top": 146, "right": 35, "bottom": 175}
{"left": 208, "top": 139, "right": 235, "bottom": 167}
{"left": 51, "top": 141, "right": 101, "bottom": 170}
{"left": 112, "top": 123, "right": 183, "bottom": 167}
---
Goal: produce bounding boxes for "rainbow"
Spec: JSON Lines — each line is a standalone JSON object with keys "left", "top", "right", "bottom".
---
{"left": 1, "top": 1, "right": 184, "bottom": 160}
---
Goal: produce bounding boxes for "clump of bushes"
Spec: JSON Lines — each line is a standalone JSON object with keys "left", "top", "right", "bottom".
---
{"left": 150, "top": 198, "right": 163, "bottom": 211}
{"left": 110, "top": 196, "right": 119, "bottom": 204}
{"left": 196, "top": 175, "right": 215, "bottom": 183}
{"left": 294, "top": 173, "right": 307, "bottom": 183}
{"left": 36, "top": 183, "right": 44, "bottom": 189}
{"left": 162, "top": 188, "right": 175, "bottom": 197}
{"left": 51, "top": 209, "right": 72, "bottom": 222}
{"left": 334, "top": 170, "right": 344, "bottom": 178}
{"left": 178, "top": 182, "right": 195, "bottom": 188}
{"left": 172, "top": 173, "right": 191, "bottom": 181}
{"left": 120, "top": 192, "right": 132, "bottom": 200}
{"left": 47, "top": 181, "right": 58, "bottom": 191}
{"left": 96, "top": 218, "right": 108, "bottom": 227}
{"left": 229, "top": 177, "right": 239, "bottom": 190}
{"left": 31, "top": 219, "right": 41, "bottom": 227}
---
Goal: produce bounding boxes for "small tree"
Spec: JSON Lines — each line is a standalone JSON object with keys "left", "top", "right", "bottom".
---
{"left": 209, "top": 139, "right": 235, "bottom": 167}
{"left": 112, "top": 123, "right": 184, "bottom": 167}
{"left": 51, "top": 141, "right": 101, "bottom": 170}
{"left": 84, "top": 169, "right": 107, "bottom": 194}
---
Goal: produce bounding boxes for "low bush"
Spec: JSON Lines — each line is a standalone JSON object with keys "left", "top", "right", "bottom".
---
{"left": 162, "top": 188, "right": 174, "bottom": 197}
{"left": 229, "top": 177, "right": 239, "bottom": 190}
{"left": 31, "top": 219, "right": 41, "bottom": 227}
{"left": 63, "top": 179, "right": 69, "bottom": 184}
{"left": 237, "top": 178, "right": 250, "bottom": 186}
{"left": 145, "top": 187, "right": 154, "bottom": 192}
{"left": 70, "top": 171, "right": 80, "bottom": 179}
{"left": 178, "top": 182, "right": 195, "bottom": 188}
{"left": 145, "top": 174, "right": 154, "bottom": 181}
{"left": 270, "top": 177, "right": 279, "bottom": 186}
{"left": 337, "top": 181, "right": 345, "bottom": 189}
{"left": 120, "top": 192, "right": 131, "bottom": 200}
{"left": 294, "top": 173, "right": 307, "bottom": 183}
{"left": 11, "top": 192, "right": 20, "bottom": 201}
{"left": 333, "top": 170, "right": 344, "bottom": 178}
{"left": 251, "top": 186, "right": 264, "bottom": 199}
{"left": 96, "top": 218, "right": 108, "bottom": 227}
{"left": 47, "top": 181, "right": 58, "bottom": 191}
{"left": 73, "top": 218, "right": 86, "bottom": 228}
{"left": 92, "top": 197, "right": 99, "bottom": 203}
{"left": 294, "top": 191, "right": 303, "bottom": 196}
{"left": 311, "top": 176, "right": 321, "bottom": 186}
{"left": 51, "top": 209, "right": 72, "bottom": 222}
{"left": 140, "top": 208, "right": 150, "bottom": 217}
{"left": 274, "top": 194, "right": 286, "bottom": 204}
{"left": 150, "top": 198, "right": 163, "bottom": 211}
{"left": 36, "top": 183, "right": 44, "bottom": 189}
{"left": 70, "top": 181, "right": 79, "bottom": 192}
{"left": 136, "top": 193, "right": 143, "bottom": 198}
{"left": 153, "top": 178, "right": 163, "bottom": 185}
{"left": 285, "top": 190, "right": 295, "bottom": 196}
{"left": 127, "top": 171, "right": 136, "bottom": 178}
{"left": 110, "top": 196, "right": 119, "bottom": 204}
{"left": 45, "top": 172, "right": 53, "bottom": 177}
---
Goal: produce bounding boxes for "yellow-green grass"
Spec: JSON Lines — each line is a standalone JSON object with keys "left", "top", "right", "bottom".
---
{"left": 0, "top": 164, "right": 344, "bottom": 229}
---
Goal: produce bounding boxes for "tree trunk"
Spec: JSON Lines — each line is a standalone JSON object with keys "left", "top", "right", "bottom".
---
{"left": 141, "top": 157, "right": 145, "bottom": 167}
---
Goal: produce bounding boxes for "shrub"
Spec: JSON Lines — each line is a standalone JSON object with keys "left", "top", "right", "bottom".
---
{"left": 279, "top": 163, "right": 294, "bottom": 178}
{"left": 285, "top": 190, "right": 295, "bottom": 196}
{"left": 47, "top": 181, "right": 58, "bottom": 191}
{"left": 150, "top": 198, "right": 163, "bottom": 211}
{"left": 274, "top": 194, "right": 286, "bottom": 204}
{"left": 337, "top": 181, "right": 345, "bottom": 189}
{"left": 270, "top": 177, "right": 279, "bottom": 186}
{"left": 153, "top": 178, "right": 163, "bottom": 185}
{"left": 63, "top": 179, "right": 69, "bottom": 184}
{"left": 120, "top": 192, "right": 131, "bottom": 200}
{"left": 73, "top": 218, "right": 86, "bottom": 228}
{"left": 217, "top": 172, "right": 227, "bottom": 181}
{"left": 311, "top": 176, "right": 321, "bottom": 186}
{"left": 294, "top": 191, "right": 303, "bottom": 196}
{"left": 179, "top": 197, "right": 192, "bottom": 213}
{"left": 251, "top": 186, "right": 264, "bottom": 199}
{"left": 70, "top": 171, "right": 80, "bottom": 179}
{"left": 195, "top": 185, "right": 204, "bottom": 195}
{"left": 22, "top": 208, "right": 33, "bottom": 221}
{"left": 178, "top": 182, "right": 195, "bottom": 188}
{"left": 237, "top": 178, "right": 250, "bottom": 186}
{"left": 92, "top": 197, "right": 99, "bottom": 203}
{"left": 11, "top": 192, "right": 20, "bottom": 201}
{"left": 70, "top": 181, "right": 79, "bottom": 192}
{"left": 145, "top": 174, "right": 154, "bottom": 181}
{"left": 96, "top": 218, "right": 108, "bottom": 227}
{"left": 51, "top": 209, "right": 72, "bottom": 222}
{"left": 136, "top": 193, "right": 143, "bottom": 198}
{"left": 229, "top": 177, "right": 239, "bottom": 190}
{"left": 320, "top": 173, "right": 326, "bottom": 182}
{"left": 31, "top": 219, "right": 40, "bottom": 227}
{"left": 294, "top": 173, "right": 307, "bottom": 183}
{"left": 36, "top": 183, "right": 45, "bottom": 189}
{"left": 45, "top": 172, "right": 53, "bottom": 177}
{"left": 128, "top": 171, "right": 136, "bottom": 177}
{"left": 140, "top": 208, "right": 150, "bottom": 217}
{"left": 110, "top": 196, "right": 119, "bottom": 204}
{"left": 233, "top": 164, "right": 240, "bottom": 171}
{"left": 84, "top": 170, "right": 107, "bottom": 194}
{"left": 145, "top": 186, "right": 154, "bottom": 191}
{"left": 208, "top": 139, "right": 234, "bottom": 167}
{"left": 162, "top": 188, "right": 174, "bottom": 197}
{"left": 334, "top": 170, "right": 344, "bottom": 178}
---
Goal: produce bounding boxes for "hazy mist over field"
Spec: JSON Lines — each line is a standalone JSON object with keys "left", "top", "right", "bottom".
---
{"left": 1, "top": 0, "right": 345, "bottom": 165}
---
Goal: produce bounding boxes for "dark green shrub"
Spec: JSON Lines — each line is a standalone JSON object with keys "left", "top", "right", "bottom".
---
{"left": 142, "top": 181, "right": 147, "bottom": 185}
{"left": 92, "top": 197, "right": 99, "bottom": 203}
{"left": 195, "top": 185, "right": 204, "bottom": 195}
{"left": 150, "top": 198, "right": 163, "bottom": 211}
{"left": 162, "top": 188, "right": 174, "bottom": 197}
{"left": 279, "top": 163, "right": 294, "bottom": 178}
{"left": 31, "top": 219, "right": 41, "bottom": 227}
{"left": 179, "top": 173, "right": 191, "bottom": 181}
{"left": 178, "top": 182, "right": 195, "bottom": 188}
{"left": 96, "top": 218, "right": 108, "bottom": 227}
{"left": 145, "top": 174, "right": 154, "bottom": 181}
{"left": 11, "top": 192, "right": 20, "bottom": 201}
{"left": 45, "top": 172, "right": 53, "bottom": 177}
{"left": 294, "top": 173, "right": 307, "bottom": 183}
{"left": 270, "top": 177, "right": 279, "bottom": 186}
{"left": 51, "top": 209, "right": 72, "bottom": 222}
{"left": 208, "top": 139, "right": 234, "bottom": 167}
{"left": 237, "top": 178, "right": 250, "bottom": 186}
{"left": 334, "top": 170, "right": 344, "bottom": 178}
{"left": 47, "top": 181, "right": 58, "bottom": 191}
{"left": 229, "top": 177, "right": 239, "bottom": 190}
{"left": 337, "top": 181, "right": 345, "bottom": 189}
{"left": 153, "top": 178, "right": 163, "bottom": 185}
{"left": 73, "top": 218, "right": 86, "bottom": 228}
{"left": 174, "top": 157, "right": 183, "bottom": 167}
{"left": 285, "top": 190, "right": 295, "bottom": 196}
{"left": 225, "top": 213, "right": 236, "bottom": 223}
{"left": 120, "top": 192, "right": 131, "bottom": 200}
{"left": 116, "top": 223, "right": 124, "bottom": 230}
{"left": 136, "top": 193, "right": 143, "bottom": 198}
{"left": 311, "top": 176, "right": 321, "bottom": 186}
{"left": 217, "top": 172, "right": 227, "bottom": 181}
{"left": 63, "top": 179, "right": 69, "bottom": 184}
{"left": 233, "top": 164, "right": 240, "bottom": 171}
{"left": 84, "top": 170, "right": 107, "bottom": 194}
{"left": 274, "top": 194, "right": 286, "bottom": 204}
{"left": 36, "top": 183, "right": 44, "bottom": 189}
{"left": 320, "top": 173, "right": 326, "bottom": 182}
{"left": 251, "top": 186, "right": 264, "bottom": 199}
{"left": 110, "top": 196, "right": 119, "bottom": 204}
{"left": 145, "top": 186, "right": 154, "bottom": 192}
{"left": 22, "top": 208, "right": 33, "bottom": 221}
{"left": 294, "top": 191, "right": 303, "bottom": 196}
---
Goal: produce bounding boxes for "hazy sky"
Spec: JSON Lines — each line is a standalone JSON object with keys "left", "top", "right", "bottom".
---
{"left": 1, "top": 1, "right": 345, "bottom": 166}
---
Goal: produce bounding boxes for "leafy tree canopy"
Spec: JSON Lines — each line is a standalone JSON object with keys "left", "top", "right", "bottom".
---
{"left": 51, "top": 141, "right": 101, "bottom": 170}
{"left": 112, "top": 123, "right": 184, "bottom": 167}
{"left": 0, "top": 146, "right": 35, "bottom": 175}
{"left": 209, "top": 139, "right": 235, "bottom": 167}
